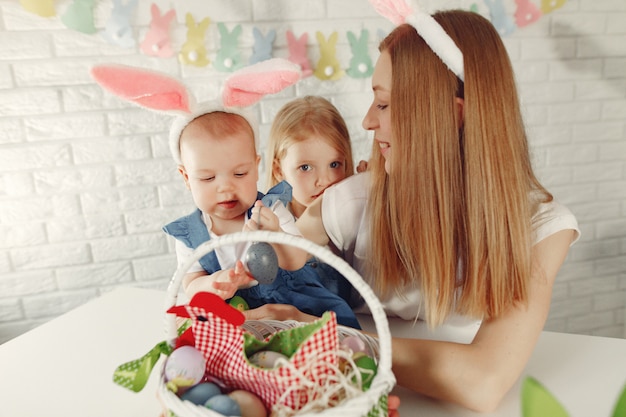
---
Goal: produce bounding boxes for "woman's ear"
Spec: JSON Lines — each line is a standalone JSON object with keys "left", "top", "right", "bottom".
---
{"left": 455, "top": 97, "right": 465, "bottom": 125}
{"left": 272, "top": 159, "right": 284, "bottom": 181}
{"left": 178, "top": 165, "right": 191, "bottom": 190}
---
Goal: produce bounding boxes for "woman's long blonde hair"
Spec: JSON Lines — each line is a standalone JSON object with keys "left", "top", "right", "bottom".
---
{"left": 265, "top": 96, "right": 354, "bottom": 189}
{"left": 368, "top": 11, "right": 552, "bottom": 326}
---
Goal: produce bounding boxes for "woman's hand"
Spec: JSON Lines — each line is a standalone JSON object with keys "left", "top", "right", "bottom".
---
{"left": 245, "top": 200, "right": 280, "bottom": 232}
{"left": 242, "top": 303, "right": 319, "bottom": 323}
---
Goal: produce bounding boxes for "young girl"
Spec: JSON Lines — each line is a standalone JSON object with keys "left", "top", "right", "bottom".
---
{"left": 265, "top": 96, "right": 362, "bottom": 308}
{"left": 245, "top": 8, "right": 580, "bottom": 413}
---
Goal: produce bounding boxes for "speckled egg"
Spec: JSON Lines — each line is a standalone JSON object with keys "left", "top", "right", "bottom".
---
{"left": 164, "top": 346, "right": 206, "bottom": 387}
{"left": 245, "top": 242, "right": 278, "bottom": 284}
{"left": 248, "top": 350, "right": 288, "bottom": 369}
{"left": 205, "top": 394, "right": 241, "bottom": 416}
{"left": 180, "top": 382, "right": 221, "bottom": 405}
{"left": 228, "top": 390, "right": 267, "bottom": 417}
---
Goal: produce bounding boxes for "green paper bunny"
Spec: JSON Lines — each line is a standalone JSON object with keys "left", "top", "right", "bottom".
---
{"left": 346, "top": 29, "right": 374, "bottom": 78}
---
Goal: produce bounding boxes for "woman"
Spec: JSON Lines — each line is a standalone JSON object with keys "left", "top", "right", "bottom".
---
{"left": 245, "top": 10, "right": 579, "bottom": 412}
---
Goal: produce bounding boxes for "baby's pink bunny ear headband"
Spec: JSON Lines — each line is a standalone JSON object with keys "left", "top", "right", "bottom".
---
{"left": 91, "top": 58, "right": 302, "bottom": 164}
{"left": 369, "top": 0, "right": 464, "bottom": 81}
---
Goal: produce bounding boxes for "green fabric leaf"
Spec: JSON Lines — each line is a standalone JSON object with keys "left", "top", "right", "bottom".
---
{"left": 521, "top": 377, "right": 569, "bottom": 417}
{"left": 612, "top": 384, "right": 626, "bottom": 417}
{"left": 113, "top": 340, "right": 172, "bottom": 392}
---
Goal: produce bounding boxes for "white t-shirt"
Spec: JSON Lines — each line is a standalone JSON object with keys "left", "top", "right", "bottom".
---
{"left": 322, "top": 172, "right": 581, "bottom": 322}
{"left": 175, "top": 200, "right": 301, "bottom": 274}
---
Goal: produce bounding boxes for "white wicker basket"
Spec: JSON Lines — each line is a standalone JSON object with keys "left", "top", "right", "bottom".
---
{"left": 159, "top": 231, "right": 396, "bottom": 417}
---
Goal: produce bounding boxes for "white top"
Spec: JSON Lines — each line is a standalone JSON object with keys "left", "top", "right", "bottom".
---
{"left": 175, "top": 200, "right": 301, "bottom": 274}
{"left": 322, "top": 172, "right": 581, "bottom": 323}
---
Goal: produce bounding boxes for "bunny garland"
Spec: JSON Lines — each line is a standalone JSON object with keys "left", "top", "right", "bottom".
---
{"left": 369, "top": 0, "right": 465, "bottom": 81}
{"left": 91, "top": 58, "right": 301, "bottom": 165}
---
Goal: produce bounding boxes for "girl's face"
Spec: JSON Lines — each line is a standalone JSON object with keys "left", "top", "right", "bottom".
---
{"left": 274, "top": 135, "right": 347, "bottom": 218}
{"left": 362, "top": 50, "right": 392, "bottom": 174}
{"left": 179, "top": 123, "right": 259, "bottom": 225}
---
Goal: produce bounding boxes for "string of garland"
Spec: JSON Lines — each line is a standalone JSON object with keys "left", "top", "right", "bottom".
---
{"left": 18, "top": 0, "right": 567, "bottom": 81}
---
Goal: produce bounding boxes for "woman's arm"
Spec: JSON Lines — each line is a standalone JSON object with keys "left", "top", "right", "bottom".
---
{"left": 391, "top": 229, "right": 576, "bottom": 412}
{"left": 295, "top": 195, "right": 330, "bottom": 247}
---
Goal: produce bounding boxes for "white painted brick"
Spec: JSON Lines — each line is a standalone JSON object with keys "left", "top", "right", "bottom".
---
{"left": 24, "top": 113, "right": 106, "bottom": 142}
{"left": 569, "top": 274, "right": 618, "bottom": 297}
{"left": 597, "top": 219, "right": 626, "bottom": 240}
{"left": 11, "top": 242, "right": 90, "bottom": 270}
{"left": 0, "top": 88, "right": 60, "bottom": 116}
{"left": 13, "top": 60, "right": 96, "bottom": 87}
{"left": 605, "top": 57, "right": 626, "bottom": 78}
{"left": 576, "top": 79, "right": 626, "bottom": 101}
{"left": 90, "top": 233, "right": 167, "bottom": 262}
{"left": 327, "top": 1, "right": 379, "bottom": 19}
{"left": 0, "top": 298, "right": 22, "bottom": 321}
{"left": 550, "top": 183, "right": 597, "bottom": 205}
{"left": 0, "top": 270, "right": 56, "bottom": 297}
{"left": 597, "top": 180, "right": 626, "bottom": 200}
{"left": 544, "top": 316, "right": 567, "bottom": 333}
{"left": 602, "top": 99, "right": 626, "bottom": 121}
{"left": 0, "top": 143, "right": 71, "bottom": 172}
{"left": 569, "top": 239, "right": 620, "bottom": 262}
{"left": 0, "top": 251, "right": 11, "bottom": 274}
{"left": 521, "top": 104, "right": 549, "bottom": 126}
{"left": 253, "top": 0, "right": 325, "bottom": 22}
{"left": 46, "top": 214, "right": 125, "bottom": 243}
{"left": 56, "top": 261, "right": 134, "bottom": 289}
{"left": 579, "top": 36, "right": 626, "bottom": 58}
{"left": 591, "top": 326, "right": 624, "bottom": 338}
{"left": 597, "top": 140, "right": 626, "bottom": 163}
{"left": 566, "top": 310, "right": 614, "bottom": 333}
{"left": 546, "top": 143, "right": 598, "bottom": 165}
{"left": 0, "top": 119, "right": 23, "bottom": 144}
{"left": 0, "top": 31, "right": 52, "bottom": 60}
{"left": 0, "top": 62, "right": 13, "bottom": 89}
{"left": 572, "top": 121, "right": 623, "bottom": 142}
{"left": 107, "top": 109, "right": 171, "bottom": 135}
{"left": 513, "top": 61, "right": 549, "bottom": 83}
{"left": 521, "top": 38, "right": 576, "bottom": 60}
{"left": 551, "top": 13, "right": 607, "bottom": 36}
{"left": 73, "top": 136, "right": 152, "bottom": 165}
{"left": 535, "top": 166, "right": 573, "bottom": 186}
{"left": 132, "top": 254, "right": 177, "bottom": 281}
{"left": 0, "top": 320, "right": 45, "bottom": 345}
{"left": 0, "top": 2, "right": 65, "bottom": 31}
{"left": 580, "top": 0, "right": 626, "bottom": 12}
{"left": 594, "top": 257, "right": 626, "bottom": 275}
{"left": 81, "top": 186, "right": 160, "bottom": 215}
{"left": 573, "top": 161, "right": 623, "bottom": 183}
{"left": 549, "top": 59, "right": 603, "bottom": 81}
{"left": 179, "top": 0, "right": 252, "bottom": 23}
{"left": 606, "top": 13, "right": 626, "bottom": 34}
{"left": 63, "top": 85, "right": 126, "bottom": 113}
{"left": 0, "top": 194, "right": 79, "bottom": 224}
{"left": 531, "top": 125, "right": 574, "bottom": 146}
{"left": 549, "top": 296, "right": 593, "bottom": 319}
{"left": 593, "top": 290, "right": 626, "bottom": 311}
{"left": 0, "top": 172, "right": 35, "bottom": 197}
{"left": 159, "top": 183, "right": 193, "bottom": 208}
{"left": 569, "top": 201, "right": 621, "bottom": 222}
{"left": 125, "top": 208, "right": 174, "bottom": 234}
{"left": 22, "top": 289, "right": 99, "bottom": 319}
{"left": 548, "top": 102, "right": 602, "bottom": 124}
{"left": 115, "top": 159, "right": 177, "bottom": 187}
{"left": 151, "top": 133, "right": 173, "bottom": 160}
{"left": 33, "top": 166, "right": 114, "bottom": 194}
{"left": 0, "top": 222, "right": 46, "bottom": 249}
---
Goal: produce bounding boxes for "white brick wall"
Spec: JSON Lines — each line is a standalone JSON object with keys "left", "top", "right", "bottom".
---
{"left": 0, "top": 0, "right": 625, "bottom": 344}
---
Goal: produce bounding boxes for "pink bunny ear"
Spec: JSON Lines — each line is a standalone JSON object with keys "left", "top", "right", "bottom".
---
{"left": 369, "top": 0, "right": 413, "bottom": 25}
{"left": 222, "top": 58, "right": 301, "bottom": 107}
{"left": 90, "top": 64, "right": 192, "bottom": 113}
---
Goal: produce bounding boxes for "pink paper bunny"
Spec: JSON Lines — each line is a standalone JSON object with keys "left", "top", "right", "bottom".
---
{"left": 140, "top": 3, "right": 176, "bottom": 58}
{"left": 179, "top": 13, "right": 210, "bottom": 67}
{"left": 90, "top": 58, "right": 302, "bottom": 164}
{"left": 514, "top": 0, "right": 542, "bottom": 27}
{"left": 286, "top": 30, "right": 313, "bottom": 78}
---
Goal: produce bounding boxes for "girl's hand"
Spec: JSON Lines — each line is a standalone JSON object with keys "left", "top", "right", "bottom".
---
{"left": 212, "top": 261, "right": 253, "bottom": 299}
{"left": 242, "top": 303, "right": 318, "bottom": 323}
{"left": 244, "top": 201, "right": 280, "bottom": 232}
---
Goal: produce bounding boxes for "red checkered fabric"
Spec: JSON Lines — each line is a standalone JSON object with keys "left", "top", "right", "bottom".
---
{"left": 184, "top": 304, "right": 339, "bottom": 411}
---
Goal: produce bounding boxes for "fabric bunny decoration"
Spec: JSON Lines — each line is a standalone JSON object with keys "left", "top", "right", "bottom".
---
{"left": 346, "top": 29, "right": 374, "bottom": 78}
{"left": 314, "top": 31, "right": 345, "bottom": 81}
{"left": 101, "top": 0, "right": 138, "bottom": 48}
{"left": 140, "top": 3, "right": 176, "bottom": 58}
{"left": 484, "top": 0, "right": 517, "bottom": 36}
{"left": 179, "top": 13, "right": 210, "bottom": 67}
{"left": 286, "top": 30, "right": 313, "bottom": 78}
{"left": 61, "top": 0, "right": 96, "bottom": 34}
{"left": 90, "top": 58, "right": 302, "bottom": 165}
{"left": 214, "top": 23, "right": 244, "bottom": 72}
{"left": 249, "top": 27, "right": 276, "bottom": 65}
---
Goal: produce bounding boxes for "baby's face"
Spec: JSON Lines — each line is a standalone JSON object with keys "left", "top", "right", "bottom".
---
{"left": 179, "top": 123, "right": 259, "bottom": 224}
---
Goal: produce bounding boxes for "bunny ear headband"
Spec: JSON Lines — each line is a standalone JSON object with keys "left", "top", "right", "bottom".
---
{"left": 369, "top": 0, "right": 464, "bottom": 81}
{"left": 91, "top": 58, "right": 302, "bottom": 164}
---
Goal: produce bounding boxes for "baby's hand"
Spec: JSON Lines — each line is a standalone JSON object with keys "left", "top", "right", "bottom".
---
{"left": 212, "top": 261, "right": 253, "bottom": 299}
{"left": 356, "top": 159, "right": 369, "bottom": 173}
{"left": 244, "top": 200, "right": 280, "bottom": 232}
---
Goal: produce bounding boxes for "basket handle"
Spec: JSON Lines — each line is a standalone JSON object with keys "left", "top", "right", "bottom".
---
{"left": 164, "top": 230, "right": 394, "bottom": 383}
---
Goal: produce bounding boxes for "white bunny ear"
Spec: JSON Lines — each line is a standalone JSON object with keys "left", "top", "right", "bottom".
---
{"left": 222, "top": 58, "right": 301, "bottom": 107}
{"left": 91, "top": 64, "right": 193, "bottom": 114}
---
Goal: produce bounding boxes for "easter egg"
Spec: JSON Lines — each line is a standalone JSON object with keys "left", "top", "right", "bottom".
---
{"left": 248, "top": 350, "right": 288, "bottom": 369}
{"left": 228, "top": 390, "right": 267, "bottom": 417}
{"left": 229, "top": 295, "right": 249, "bottom": 312}
{"left": 245, "top": 242, "right": 278, "bottom": 284}
{"left": 180, "top": 382, "right": 221, "bottom": 405}
{"left": 164, "top": 346, "right": 206, "bottom": 387}
{"left": 205, "top": 394, "right": 241, "bottom": 416}
{"left": 354, "top": 355, "right": 377, "bottom": 390}
{"left": 341, "top": 335, "right": 369, "bottom": 355}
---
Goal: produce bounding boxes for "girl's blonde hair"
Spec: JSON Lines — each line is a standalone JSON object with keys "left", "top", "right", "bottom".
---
{"left": 265, "top": 96, "right": 355, "bottom": 189}
{"left": 368, "top": 11, "right": 552, "bottom": 326}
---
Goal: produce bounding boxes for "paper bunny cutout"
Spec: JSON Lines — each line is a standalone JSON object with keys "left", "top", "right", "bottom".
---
{"left": 314, "top": 31, "right": 345, "bottom": 81}
{"left": 214, "top": 23, "right": 244, "bottom": 72}
{"left": 286, "top": 30, "right": 313, "bottom": 78}
{"left": 61, "top": 0, "right": 97, "bottom": 34}
{"left": 101, "top": 0, "right": 138, "bottom": 48}
{"left": 514, "top": 0, "right": 542, "bottom": 27}
{"left": 179, "top": 13, "right": 210, "bottom": 67}
{"left": 91, "top": 58, "right": 301, "bottom": 164}
{"left": 484, "top": 0, "right": 516, "bottom": 36}
{"left": 20, "top": 0, "right": 55, "bottom": 17}
{"left": 540, "top": 0, "right": 567, "bottom": 13}
{"left": 140, "top": 3, "right": 176, "bottom": 58}
{"left": 249, "top": 27, "right": 276, "bottom": 65}
{"left": 346, "top": 29, "right": 374, "bottom": 78}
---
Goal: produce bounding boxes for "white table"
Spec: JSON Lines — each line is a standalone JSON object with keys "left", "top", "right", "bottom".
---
{"left": 1, "top": 287, "right": 625, "bottom": 417}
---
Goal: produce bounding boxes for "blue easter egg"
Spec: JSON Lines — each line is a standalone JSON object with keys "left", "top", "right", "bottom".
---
{"left": 180, "top": 382, "right": 221, "bottom": 405}
{"left": 205, "top": 394, "right": 242, "bottom": 416}
{"left": 245, "top": 242, "right": 278, "bottom": 284}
